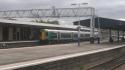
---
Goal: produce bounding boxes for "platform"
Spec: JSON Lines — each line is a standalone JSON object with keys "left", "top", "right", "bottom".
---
{"left": 0, "top": 41, "right": 124, "bottom": 66}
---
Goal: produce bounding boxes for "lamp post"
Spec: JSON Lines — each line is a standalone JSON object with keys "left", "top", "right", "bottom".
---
{"left": 71, "top": 3, "right": 88, "bottom": 46}
{"left": 90, "top": 8, "right": 95, "bottom": 44}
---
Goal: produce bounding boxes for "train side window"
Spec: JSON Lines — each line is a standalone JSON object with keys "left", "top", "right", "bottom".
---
{"left": 61, "top": 33, "right": 71, "bottom": 38}
{"left": 80, "top": 34, "right": 84, "bottom": 37}
{"left": 73, "top": 34, "right": 78, "bottom": 38}
{"left": 85, "top": 34, "right": 90, "bottom": 37}
{"left": 50, "top": 32, "right": 58, "bottom": 38}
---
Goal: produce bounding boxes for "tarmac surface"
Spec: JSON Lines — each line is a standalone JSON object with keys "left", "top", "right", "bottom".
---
{"left": 0, "top": 41, "right": 125, "bottom": 66}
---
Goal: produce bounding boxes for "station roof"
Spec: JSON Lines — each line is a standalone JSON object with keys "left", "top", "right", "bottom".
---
{"left": 0, "top": 19, "right": 92, "bottom": 31}
{"left": 74, "top": 17, "right": 125, "bottom": 31}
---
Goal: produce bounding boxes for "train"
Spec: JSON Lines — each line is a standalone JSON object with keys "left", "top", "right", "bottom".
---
{"left": 39, "top": 29, "right": 99, "bottom": 44}
{"left": 0, "top": 28, "right": 98, "bottom": 48}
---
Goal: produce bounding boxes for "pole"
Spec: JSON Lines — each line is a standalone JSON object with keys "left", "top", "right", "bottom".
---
{"left": 90, "top": 8, "right": 95, "bottom": 44}
{"left": 52, "top": 6, "right": 56, "bottom": 17}
{"left": 78, "top": 20, "right": 80, "bottom": 46}
{"left": 109, "top": 29, "right": 113, "bottom": 43}
{"left": 97, "top": 16, "right": 101, "bottom": 44}
{"left": 71, "top": 3, "right": 89, "bottom": 46}
{"left": 78, "top": 4, "right": 81, "bottom": 46}
{"left": 122, "top": 31, "right": 125, "bottom": 41}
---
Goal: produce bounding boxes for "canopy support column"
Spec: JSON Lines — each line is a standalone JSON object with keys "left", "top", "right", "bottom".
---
{"left": 109, "top": 29, "right": 113, "bottom": 43}
{"left": 122, "top": 31, "right": 125, "bottom": 41}
{"left": 117, "top": 29, "right": 120, "bottom": 43}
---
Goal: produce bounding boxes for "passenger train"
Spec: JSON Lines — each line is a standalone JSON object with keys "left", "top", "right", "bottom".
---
{"left": 39, "top": 29, "right": 98, "bottom": 44}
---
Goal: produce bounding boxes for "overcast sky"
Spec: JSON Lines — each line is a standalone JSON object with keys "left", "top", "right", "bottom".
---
{"left": 0, "top": 0, "right": 125, "bottom": 19}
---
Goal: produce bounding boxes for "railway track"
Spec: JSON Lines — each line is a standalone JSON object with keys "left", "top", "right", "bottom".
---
{"left": 88, "top": 55, "right": 125, "bottom": 70}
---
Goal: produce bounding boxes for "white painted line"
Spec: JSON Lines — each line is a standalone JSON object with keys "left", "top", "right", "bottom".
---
{"left": 0, "top": 45, "right": 125, "bottom": 70}
{"left": 0, "top": 40, "right": 38, "bottom": 44}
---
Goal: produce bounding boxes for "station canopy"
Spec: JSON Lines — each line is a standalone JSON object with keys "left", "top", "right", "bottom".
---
{"left": 74, "top": 17, "right": 125, "bottom": 31}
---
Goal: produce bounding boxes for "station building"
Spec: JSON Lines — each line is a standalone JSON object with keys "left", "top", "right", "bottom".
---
{"left": 0, "top": 18, "right": 87, "bottom": 42}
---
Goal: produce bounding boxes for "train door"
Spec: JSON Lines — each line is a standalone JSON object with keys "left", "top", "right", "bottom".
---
{"left": 40, "top": 29, "right": 47, "bottom": 41}
{"left": 40, "top": 31, "right": 46, "bottom": 40}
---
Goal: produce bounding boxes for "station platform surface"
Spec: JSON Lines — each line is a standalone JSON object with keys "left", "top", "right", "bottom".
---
{"left": 114, "top": 64, "right": 125, "bottom": 70}
{"left": 0, "top": 41, "right": 125, "bottom": 66}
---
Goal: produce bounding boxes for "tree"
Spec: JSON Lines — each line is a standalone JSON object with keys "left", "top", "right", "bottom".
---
{"left": 31, "top": 19, "right": 59, "bottom": 25}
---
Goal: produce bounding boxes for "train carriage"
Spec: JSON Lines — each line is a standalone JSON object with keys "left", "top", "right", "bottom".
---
{"left": 39, "top": 29, "right": 98, "bottom": 44}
